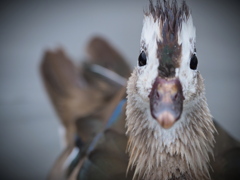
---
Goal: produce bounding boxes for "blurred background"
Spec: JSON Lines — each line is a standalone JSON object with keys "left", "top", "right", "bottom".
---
{"left": 0, "top": 0, "right": 239, "bottom": 179}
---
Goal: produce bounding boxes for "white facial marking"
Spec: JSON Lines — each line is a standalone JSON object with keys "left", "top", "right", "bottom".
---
{"left": 177, "top": 15, "right": 197, "bottom": 100}
{"left": 136, "top": 15, "right": 161, "bottom": 101}
{"left": 133, "top": 12, "right": 199, "bottom": 138}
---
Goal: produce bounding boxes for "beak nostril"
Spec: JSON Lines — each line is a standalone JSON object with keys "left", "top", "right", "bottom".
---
{"left": 174, "top": 93, "right": 178, "bottom": 100}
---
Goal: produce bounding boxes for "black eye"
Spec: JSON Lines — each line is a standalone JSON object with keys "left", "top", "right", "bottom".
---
{"left": 138, "top": 51, "right": 147, "bottom": 66}
{"left": 190, "top": 54, "right": 198, "bottom": 70}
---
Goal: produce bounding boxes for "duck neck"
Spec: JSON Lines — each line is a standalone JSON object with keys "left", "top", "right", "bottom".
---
{"left": 126, "top": 73, "right": 216, "bottom": 180}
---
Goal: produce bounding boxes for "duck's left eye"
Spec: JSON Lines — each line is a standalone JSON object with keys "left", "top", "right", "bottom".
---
{"left": 138, "top": 51, "right": 147, "bottom": 66}
{"left": 190, "top": 54, "right": 198, "bottom": 70}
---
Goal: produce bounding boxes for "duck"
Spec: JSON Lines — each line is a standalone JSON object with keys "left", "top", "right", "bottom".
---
{"left": 41, "top": 0, "right": 240, "bottom": 180}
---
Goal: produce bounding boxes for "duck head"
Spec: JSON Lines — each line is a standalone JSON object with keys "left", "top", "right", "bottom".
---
{"left": 130, "top": 0, "right": 199, "bottom": 130}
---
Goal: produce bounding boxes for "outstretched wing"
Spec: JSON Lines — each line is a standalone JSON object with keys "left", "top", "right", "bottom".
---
{"left": 40, "top": 37, "right": 131, "bottom": 146}
{"left": 41, "top": 37, "right": 132, "bottom": 180}
{"left": 40, "top": 48, "right": 105, "bottom": 146}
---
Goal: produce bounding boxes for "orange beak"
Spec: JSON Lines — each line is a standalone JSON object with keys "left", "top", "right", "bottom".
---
{"left": 149, "top": 77, "right": 184, "bottom": 129}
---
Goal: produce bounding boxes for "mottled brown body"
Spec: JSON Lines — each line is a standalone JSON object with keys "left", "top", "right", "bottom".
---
{"left": 41, "top": 1, "right": 240, "bottom": 180}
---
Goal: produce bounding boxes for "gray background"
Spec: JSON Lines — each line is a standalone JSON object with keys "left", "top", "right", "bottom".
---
{"left": 0, "top": 0, "right": 240, "bottom": 179}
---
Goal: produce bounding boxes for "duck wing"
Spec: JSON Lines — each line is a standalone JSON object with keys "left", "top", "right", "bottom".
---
{"left": 41, "top": 37, "right": 132, "bottom": 180}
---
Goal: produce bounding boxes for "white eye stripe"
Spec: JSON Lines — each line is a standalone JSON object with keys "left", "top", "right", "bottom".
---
{"left": 137, "top": 7, "right": 197, "bottom": 103}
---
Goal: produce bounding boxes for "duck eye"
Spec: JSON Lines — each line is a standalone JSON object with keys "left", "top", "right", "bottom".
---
{"left": 190, "top": 54, "right": 198, "bottom": 70}
{"left": 138, "top": 51, "right": 147, "bottom": 66}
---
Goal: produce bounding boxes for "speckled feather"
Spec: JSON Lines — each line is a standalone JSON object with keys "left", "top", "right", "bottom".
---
{"left": 126, "top": 69, "right": 215, "bottom": 180}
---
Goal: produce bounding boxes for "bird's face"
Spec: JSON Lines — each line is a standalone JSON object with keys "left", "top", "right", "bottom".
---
{"left": 134, "top": 11, "right": 199, "bottom": 129}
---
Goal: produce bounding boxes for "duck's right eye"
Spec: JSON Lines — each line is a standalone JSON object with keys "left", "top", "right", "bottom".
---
{"left": 138, "top": 51, "right": 147, "bottom": 67}
{"left": 190, "top": 54, "right": 198, "bottom": 70}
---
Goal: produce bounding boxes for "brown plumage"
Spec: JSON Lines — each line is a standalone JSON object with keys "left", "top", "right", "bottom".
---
{"left": 41, "top": 1, "right": 240, "bottom": 180}
{"left": 40, "top": 37, "right": 131, "bottom": 147}
{"left": 41, "top": 37, "right": 132, "bottom": 180}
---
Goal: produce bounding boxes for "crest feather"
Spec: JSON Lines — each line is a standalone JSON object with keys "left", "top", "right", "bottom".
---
{"left": 147, "top": 0, "right": 191, "bottom": 36}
